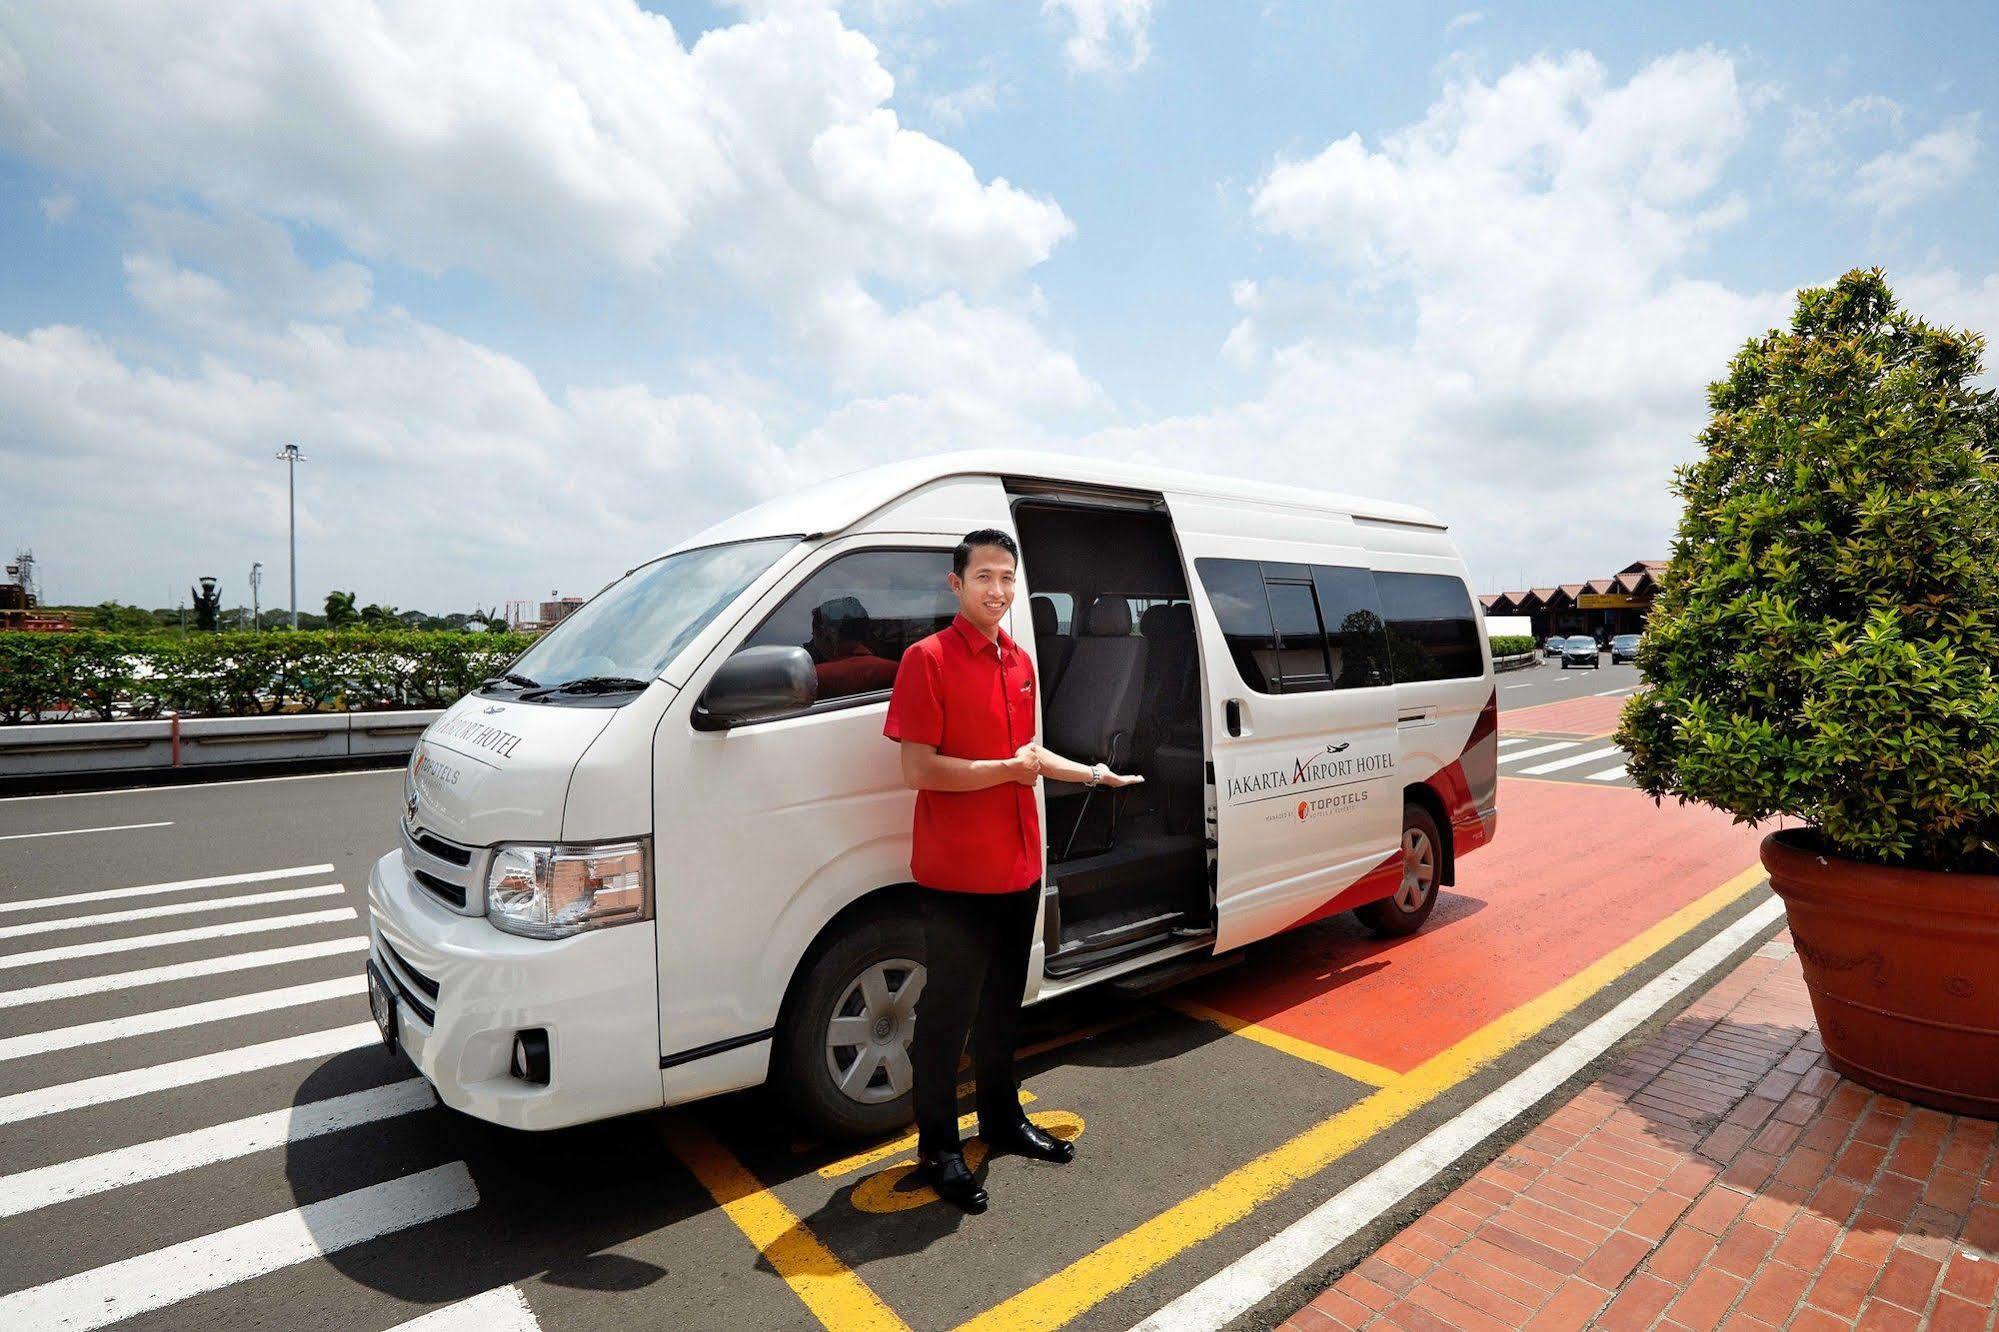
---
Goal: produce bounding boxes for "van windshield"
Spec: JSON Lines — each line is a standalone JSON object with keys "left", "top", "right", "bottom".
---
{"left": 495, "top": 537, "right": 797, "bottom": 700}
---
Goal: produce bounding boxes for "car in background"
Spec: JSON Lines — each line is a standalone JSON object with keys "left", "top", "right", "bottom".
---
{"left": 1560, "top": 635, "right": 1601, "bottom": 669}
{"left": 1610, "top": 632, "right": 1642, "bottom": 664}
{"left": 1543, "top": 636, "right": 1566, "bottom": 657}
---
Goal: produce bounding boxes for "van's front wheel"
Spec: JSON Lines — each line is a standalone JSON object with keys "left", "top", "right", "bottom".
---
{"left": 775, "top": 911, "right": 926, "bottom": 1139}
{"left": 1354, "top": 804, "right": 1442, "bottom": 938}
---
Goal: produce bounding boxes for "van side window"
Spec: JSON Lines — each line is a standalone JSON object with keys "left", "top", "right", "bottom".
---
{"left": 1194, "top": 557, "right": 1281, "bottom": 693}
{"left": 1263, "top": 576, "right": 1333, "bottom": 693}
{"left": 1374, "top": 571, "right": 1483, "bottom": 682}
{"left": 741, "top": 549, "right": 958, "bottom": 705}
{"left": 1311, "top": 565, "right": 1392, "bottom": 689}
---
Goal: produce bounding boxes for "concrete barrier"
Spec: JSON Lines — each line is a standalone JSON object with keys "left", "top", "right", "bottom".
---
{"left": 0, "top": 710, "right": 442, "bottom": 780}
{"left": 1492, "top": 653, "right": 1538, "bottom": 673}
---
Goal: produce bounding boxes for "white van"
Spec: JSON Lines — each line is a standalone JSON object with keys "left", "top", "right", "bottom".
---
{"left": 366, "top": 450, "right": 1499, "bottom": 1135}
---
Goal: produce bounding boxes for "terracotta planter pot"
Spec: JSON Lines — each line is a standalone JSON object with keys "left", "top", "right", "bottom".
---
{"left": 1761, "top": 828, "right": 1999, "bottom": 1118}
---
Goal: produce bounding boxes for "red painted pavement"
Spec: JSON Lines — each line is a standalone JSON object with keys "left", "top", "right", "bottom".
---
{"left": 1501, "top": 691, "right": 1634, "bottom": 737}
{"left": 1186, "top": 776, "right": 1770, "bottom": 1075}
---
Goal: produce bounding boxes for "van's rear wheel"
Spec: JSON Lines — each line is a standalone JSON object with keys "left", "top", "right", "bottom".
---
{"left": 776, "top": 911, "right": 927, "bottom": 1139}
{"left": 1355, "top": 804, "right": 1442, "bottom": 938}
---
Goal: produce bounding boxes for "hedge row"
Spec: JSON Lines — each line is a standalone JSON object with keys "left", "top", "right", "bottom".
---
{"left": 0, "top": 631, "right": 536, "bottom": 723}
{"left": 1488, "top": 634, "right": 1537, "bottom": 659}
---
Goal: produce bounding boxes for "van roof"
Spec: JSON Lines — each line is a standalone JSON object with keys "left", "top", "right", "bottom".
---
{"left": 661, "top": 448, "right": 1443, "bottom": 559}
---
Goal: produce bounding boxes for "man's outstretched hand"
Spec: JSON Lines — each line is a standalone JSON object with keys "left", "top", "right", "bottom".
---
{"left": 1017, "top": 742, "right": 1143, "bottom": 787}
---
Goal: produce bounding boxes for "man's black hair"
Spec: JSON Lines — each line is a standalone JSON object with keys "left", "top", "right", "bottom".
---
{"left": 953, "top": 528, "right": 1019, "bottom": 578}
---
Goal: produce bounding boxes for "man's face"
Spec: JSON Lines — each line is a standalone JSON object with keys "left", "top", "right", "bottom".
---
{"left": 949, "top": 544, "right": 1016, "bottom": 632}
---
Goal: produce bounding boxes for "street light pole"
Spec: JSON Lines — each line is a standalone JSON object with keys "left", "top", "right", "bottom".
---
{"left": 249, "top": 561, "right": 263, "bottom": 633}
{"left": 275, "top": 444, "right": 306, "bottom": 629}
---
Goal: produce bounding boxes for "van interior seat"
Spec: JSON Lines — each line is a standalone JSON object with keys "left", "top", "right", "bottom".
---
{"left": 1133, "top": 602, "right": 1196, "bottom": 770}
{"left": 1029, "top": 594, "right": 1073, "bottom": 699}
{"left": 1043, "top": 594, "right": 1147, "bottom": 802}
{"left": 1143, "top": 602, "right": 1205, "bottom": 834}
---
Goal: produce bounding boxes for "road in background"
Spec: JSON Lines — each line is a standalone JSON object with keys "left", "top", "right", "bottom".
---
{"left": 1496, "top": 656, "right": 1642, "bottom": 712}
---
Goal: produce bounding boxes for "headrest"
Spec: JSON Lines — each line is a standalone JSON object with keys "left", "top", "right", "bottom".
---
{"left": 1030, "top": 595, "right": 1059, "bottom": 637}
{"left": 1138, "top": 603, "right": 1174, "bottom": 636}
{"left": 1085, "top": 595, "right": 1133, "bottom": 636}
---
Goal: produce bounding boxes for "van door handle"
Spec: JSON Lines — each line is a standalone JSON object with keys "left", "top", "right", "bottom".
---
{"left": 1225, "top": 699, "right": 1243, "bottom": 737}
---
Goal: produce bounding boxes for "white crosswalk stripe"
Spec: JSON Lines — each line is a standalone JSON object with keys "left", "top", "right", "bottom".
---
{"left": 1495, "top": 737, "right": 1531, "bottom": 748}
{"left": 391, "top": 1285, "right": 542, "bottom": 1331}
{"left": 0, "top": 975, "right": 369, "bottom": 1061}
{"left": 0, "top": 882, "right": 345, "bottom": 940}
{"left": 0, "top": 936, "right": 368, "bottom": 1010}
{"left": 0, "top": 1078, "right": 435, "bottom": 1219}
{"left": 1517, "top": 745, "right": 1626, "bottom": 776}
{"left": 0, "top": 1162, "right": 479, "bottom": 1331}
{"left": 1496, "top": 741, "right": 1576, "bottom": 765}
{"left": 1588, "top": 764, "right": 1629, "bottom": 782}
{"left": 0, "top": 863, "right": 336, "bottom": 914}
{"left": 0, "top": 906, "right": 357, "bottom": 970}
{"left": 0, "top": 1021, "right": 380, "bottom": 1126}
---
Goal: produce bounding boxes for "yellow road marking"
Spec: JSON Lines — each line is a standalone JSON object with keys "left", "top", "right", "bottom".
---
{"left": 1167, "top": 999, "right": 1399, "bottom": 1087}
{"left": 818, "top": 1090, "right": 1038, "bottom": 1180}
{"left": 954, "top": 861, "right": 1770, "bottom": 1332}
{"left": 661, "top": 1115, "right": 911, "bottom": 1332}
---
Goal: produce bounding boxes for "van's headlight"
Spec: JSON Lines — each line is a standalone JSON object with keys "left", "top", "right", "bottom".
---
{"left": 485, "top": 840, "right": 651, "bottom": 939}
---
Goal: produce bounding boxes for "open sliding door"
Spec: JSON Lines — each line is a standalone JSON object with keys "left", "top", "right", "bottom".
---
{"left": 1166, "top": 492, "right": 1403, "bottom": 952}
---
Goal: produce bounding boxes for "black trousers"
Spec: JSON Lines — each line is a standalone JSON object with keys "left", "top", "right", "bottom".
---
{"left": 912, "top": 883, "right": 1040, "bottom": 1156}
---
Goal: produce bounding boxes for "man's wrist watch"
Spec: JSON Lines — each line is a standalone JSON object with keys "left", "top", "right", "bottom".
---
{"left": 1087, "top": 762, "right": 1107, "bottom": 786}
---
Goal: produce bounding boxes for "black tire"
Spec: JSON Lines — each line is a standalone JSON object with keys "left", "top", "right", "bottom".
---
{"left": 1354, "top": 803, "right": 1443, "bottom": 938}
{"left": 774, "top": 908, "right": 927, "bottom": 1139}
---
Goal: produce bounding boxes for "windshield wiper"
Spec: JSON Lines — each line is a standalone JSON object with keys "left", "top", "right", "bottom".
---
{"left": 481, "top": 672, "right": 540, "bottom": 690}
{"left": 520, "top": 675, "right": 652, "bottom": 700}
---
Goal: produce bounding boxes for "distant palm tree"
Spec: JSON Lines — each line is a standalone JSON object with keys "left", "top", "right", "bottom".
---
{"left": 359, "top": 603, "right": 400, "bottom": 626}
{"left": 324, "top": 590, "right": 359, "bottom": 627}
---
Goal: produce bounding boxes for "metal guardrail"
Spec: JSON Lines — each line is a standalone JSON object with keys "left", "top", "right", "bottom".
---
{"left": 0, "top": 710, "right": 442, "bottom": 779}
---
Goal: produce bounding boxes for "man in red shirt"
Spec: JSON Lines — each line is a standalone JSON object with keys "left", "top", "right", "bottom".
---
{"left": 882, "top": 528, "right": 1141, "bottom": 1214}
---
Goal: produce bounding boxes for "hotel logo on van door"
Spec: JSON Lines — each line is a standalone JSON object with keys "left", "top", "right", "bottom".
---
{"left": 1224, "top": 740, "right": 1394, "bottom": 807}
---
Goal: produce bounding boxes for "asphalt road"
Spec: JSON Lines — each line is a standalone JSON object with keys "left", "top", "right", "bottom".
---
{"left": 0, "top": 665, "right": 1779, "bottom": 1332}
{"left": 1495, "top": 654, "right": 1642, "bottom": 712}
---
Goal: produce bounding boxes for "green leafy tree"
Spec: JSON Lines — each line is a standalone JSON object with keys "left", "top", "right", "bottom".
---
{"left": 1617, "top": 268, "right": 1999, "bottom": 872}
{"left": 323, "top": 590, "right": 359, "bottom": 628}
{"left": 359, "top": 602, "right": 399, "bottom": 626}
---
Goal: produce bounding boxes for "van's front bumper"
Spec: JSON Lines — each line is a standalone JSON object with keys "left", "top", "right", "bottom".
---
{"left": 366, "top": 849, "right": 664, "bottom": 1130}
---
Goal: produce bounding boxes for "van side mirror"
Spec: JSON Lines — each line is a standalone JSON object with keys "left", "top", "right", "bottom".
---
{"left": 692, "top": 645, "right": 819, "bottom": 730}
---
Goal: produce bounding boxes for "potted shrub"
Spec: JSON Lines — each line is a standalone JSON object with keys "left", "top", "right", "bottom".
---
{"left": 1618, "top": 268, "right": 1999, "bottom": 1116}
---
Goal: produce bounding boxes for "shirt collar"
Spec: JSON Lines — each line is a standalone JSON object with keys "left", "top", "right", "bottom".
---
{"left": 949, "top": 610, "right": 1013, "bottom": 657}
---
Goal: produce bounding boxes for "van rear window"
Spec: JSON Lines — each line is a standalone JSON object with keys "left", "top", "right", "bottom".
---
{"left": 1374, "top": 572, "right": 1483, "bottom": 682}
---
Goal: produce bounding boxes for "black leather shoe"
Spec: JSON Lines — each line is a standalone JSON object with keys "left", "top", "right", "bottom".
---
{"left": 917, "top": 1150, "right": 989, "bottom": 1213}
{"left": 983, "top": 1118, "right": 1075, "bottom": 1164}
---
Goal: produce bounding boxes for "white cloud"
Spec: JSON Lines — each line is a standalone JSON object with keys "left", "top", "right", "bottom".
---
{"left": 1444, "top": 11, "right": 1485, "bottom": 37}
{"left": 1782, "top": 98, "right": 1979, "bottom": 219}
{"left": 1851, "top": 113, "right": 1981, "bottom": 216}
{"left": 1146, "top": 48, "right": 1788, "bottom": 589}
{"left": 929, "top": 78, "right": 1003, "bottom": 129}
{"left": 0, "top": 300, "right": 797, "bottom": 611}
{"left": 38, "top": 189, "right": 74, "bottom": 224}
{"left": 1043, "top": 0, "right": 1155, "bottom": 75}
{"left": 0, "top": 0, "right": 1068, "bottom": 301}
{"left": 0, "top": 0, "right": 1098, "bottom": 609}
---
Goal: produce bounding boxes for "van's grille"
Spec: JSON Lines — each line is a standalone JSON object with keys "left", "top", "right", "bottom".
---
{"left": 376, "top": 942, "right": 438, "bottom": 1026}
{"left": 400, "top": 820, "right": 482, "bottom": 916}
{"left": 411, "top": 868, "right": 466, "bottom": 909}
{"left": 409, "top": 829, "right": 472, "bottom": 866}
{"left": 381, "top": 938, "right": 440, "bottom": 1000}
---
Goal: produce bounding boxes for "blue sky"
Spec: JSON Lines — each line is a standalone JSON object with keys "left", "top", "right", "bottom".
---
{"left": 4, "top": 1, "right": 1995, "bottom": 611}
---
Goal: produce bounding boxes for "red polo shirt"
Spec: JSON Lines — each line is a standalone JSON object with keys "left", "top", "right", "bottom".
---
{"left": 882, "top": 612, "right": 1042, "bottom": 893}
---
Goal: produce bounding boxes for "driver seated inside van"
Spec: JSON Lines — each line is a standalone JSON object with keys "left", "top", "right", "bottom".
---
{"left": 807, "top": 595, "right": 899, "bottom": 699}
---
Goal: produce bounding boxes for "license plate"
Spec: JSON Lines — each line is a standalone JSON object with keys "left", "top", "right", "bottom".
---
{"left": 366, "top": 960, "right": 398, "bottom": 1052}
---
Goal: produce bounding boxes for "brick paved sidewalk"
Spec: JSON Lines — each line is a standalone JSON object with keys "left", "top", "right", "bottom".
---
{"left": 1285, "top": 932, "right": 1999, "bottom": 1331}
